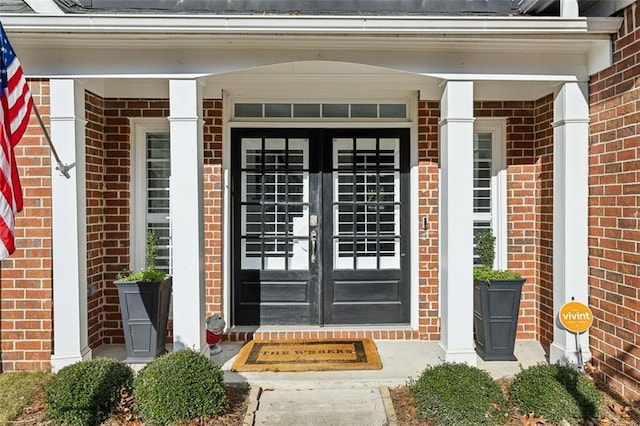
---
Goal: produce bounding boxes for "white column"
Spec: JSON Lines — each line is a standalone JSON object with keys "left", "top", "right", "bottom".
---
{"left": 550, "top": 81, "right": 591, "bottom": 366}
{"left": 439, "top": 81, "right": 476, "bottom": 365}
{"left": 560, "top": 0, "right": 579, "bottom": 17}
{"left": 169, "top": 79, "right": 206, "bottom": 352}
{"left": 49, "top": 79, "right": 90, "bottom": 371}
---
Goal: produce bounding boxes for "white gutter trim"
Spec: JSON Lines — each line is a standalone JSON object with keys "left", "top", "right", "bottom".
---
{"left": 0, "top": 14, "right": 623, "bottom": 35}
{"left": 22, "top": 0, "right": 64, "bottom": 14}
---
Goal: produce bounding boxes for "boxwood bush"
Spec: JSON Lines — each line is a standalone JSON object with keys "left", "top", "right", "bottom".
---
{"left": 508, "top": 363, "right": 602, "bottom": 424}
{"left": 45, "top": 358, "right": 133, "bottom": 426}
{"left": 133, "top": 349, "right": 228, "bottom": 425}
{"left": 410, "top": 362, "right": 508, "bottom": 425}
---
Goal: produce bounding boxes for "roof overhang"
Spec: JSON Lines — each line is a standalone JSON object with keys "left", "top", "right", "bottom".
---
{"left": 0, "top": 13, "right": 623, "bottom": 95}
{"left": 0, "top": 13, "right": 622, "bottom": 38}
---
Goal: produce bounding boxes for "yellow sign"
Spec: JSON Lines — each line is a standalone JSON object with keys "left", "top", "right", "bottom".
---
{"left": 559, "top": 301, "right": 593, "bottom": 333}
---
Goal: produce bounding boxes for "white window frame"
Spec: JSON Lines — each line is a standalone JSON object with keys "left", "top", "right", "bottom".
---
{"left": 129, "top": 118, "right": 171, "bottom": 271}
{"left": 474, "top": 119, "right": 508, "bottom": 269}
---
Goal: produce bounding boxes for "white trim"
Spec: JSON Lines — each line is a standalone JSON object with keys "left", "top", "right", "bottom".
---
{"left": 129, "top": 118, "right": 170, "bottom": 271}
{"left": 0, "top": 15, "right": 619, "bottom": 36}
{"left": 227, "top": 121, "right": 413, "bottom": 129}
{"left": 222, "top": 92, "right": 232, "bottom": 329}
{"left": 22, "top": 0, "right": 63, "bottom": 14}
{"left": 409, "top": 92, "right": 420, "bottom": 331}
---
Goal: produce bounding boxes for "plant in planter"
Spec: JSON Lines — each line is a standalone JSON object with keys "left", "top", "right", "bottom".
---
{"left": 473, "top": 229, "right": 525, "bottom": 361}
{"left": 115, "top": 231, "right": 172, "bottom": 364}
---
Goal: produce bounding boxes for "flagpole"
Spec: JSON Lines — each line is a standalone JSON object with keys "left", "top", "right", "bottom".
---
{"left": 31, "top": 102, "right": 71, "bottom": 179}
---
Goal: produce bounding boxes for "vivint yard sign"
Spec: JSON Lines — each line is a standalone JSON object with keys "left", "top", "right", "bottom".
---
{"left": 559, "top": 301, "right": 593, "bottom": 334}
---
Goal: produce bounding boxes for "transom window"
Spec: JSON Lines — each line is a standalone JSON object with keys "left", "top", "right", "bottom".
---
{"left": 233, "top": 102, "right": 408, "bottom": 120}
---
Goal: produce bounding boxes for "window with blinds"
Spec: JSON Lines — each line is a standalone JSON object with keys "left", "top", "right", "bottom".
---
{"left": 145, "top": 132, "right": 171, "bottom": 273}
{"left": 473, "top": 132, "right": 493, "bottom": 266}
{"left": 472, "top": 124, "right": 506, "bottom": 269}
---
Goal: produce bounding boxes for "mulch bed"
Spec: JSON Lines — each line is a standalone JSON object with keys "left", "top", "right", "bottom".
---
{"left": 11, "top": 386, "right": 250, "bottom": 426}
{"left": 12, "top": 368, "right": 640, "bottom": 426}
{"left": 389, "top": 375, "right": 640, "bottom": 426}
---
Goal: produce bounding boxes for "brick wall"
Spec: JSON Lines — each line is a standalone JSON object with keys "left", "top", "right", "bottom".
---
{"left": 101, "top": 99, "right": 171, "bottom": 344}
{"left": 0, "top": 80, "right": 53, "bottom": 371}
{"left": 474, "top": 101, "right": 538, "bottom": 339}
{"left": 85, "top": 92, "right": 106, "bottom": 348}
{"left": 203, "top": 100, "right": 224, "bottom": 319}
{"left": 417, "top": 101, "right": 441, "bottom": 340}
{"left": 533, "top": 94, "right": 554, "bottom": 348}
{"left": 588, "top": 1, "right": 640, "bottom": 401}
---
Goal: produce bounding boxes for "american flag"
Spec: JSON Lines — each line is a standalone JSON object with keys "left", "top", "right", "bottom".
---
{"left": 0, "top": 23, "right": 32, "bottom": 259}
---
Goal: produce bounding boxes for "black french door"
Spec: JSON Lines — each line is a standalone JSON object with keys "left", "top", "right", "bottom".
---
{"left": 231, "top": 128, "right": 410, "bottom": 325}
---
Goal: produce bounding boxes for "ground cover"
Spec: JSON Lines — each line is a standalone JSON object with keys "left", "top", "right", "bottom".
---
{"left": 3, "top": 367, "right": 639, "bottom": 425}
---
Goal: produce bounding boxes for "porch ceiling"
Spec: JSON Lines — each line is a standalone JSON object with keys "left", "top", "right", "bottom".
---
{"left": 86, "top": 61, "right": 559, "bottom": 101}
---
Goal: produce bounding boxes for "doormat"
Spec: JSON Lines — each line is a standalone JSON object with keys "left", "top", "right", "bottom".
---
{"left": 231, "top": 338, "right": 383, "bottom": 372}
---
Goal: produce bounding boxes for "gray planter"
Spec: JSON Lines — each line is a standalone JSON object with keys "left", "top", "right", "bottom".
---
{"left": 473, "top": 278, "right": 525, "bottom": 361}
{"left": 115, "top": 276, "right": 172, "bottom": 363}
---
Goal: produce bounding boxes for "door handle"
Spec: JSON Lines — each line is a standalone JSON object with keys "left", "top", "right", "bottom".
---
{"left": 310, "top": 229, "right": 317, "bottom": 264}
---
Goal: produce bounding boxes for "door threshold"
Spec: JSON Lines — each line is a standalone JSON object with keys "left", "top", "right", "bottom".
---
{"left": 226, "top": 325, "right": 418, "bottom": 342}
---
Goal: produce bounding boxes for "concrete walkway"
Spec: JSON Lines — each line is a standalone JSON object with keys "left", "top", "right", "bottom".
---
{"left": 210, "top": 340, "right": 548, "bottom": 425}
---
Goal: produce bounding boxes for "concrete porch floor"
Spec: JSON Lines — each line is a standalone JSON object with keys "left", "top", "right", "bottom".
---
{"left": 94, "top": 339, "right": 548, "bottom": 389}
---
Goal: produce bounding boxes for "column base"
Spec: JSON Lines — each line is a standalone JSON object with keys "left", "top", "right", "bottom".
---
{"left": 50, "top": 346, "right": 92, "bottom": 372}
{"left": 438, "top": 342, "right": 477, "bottom": 366}
{"left": 550, "top": 339, "right": 592, "bottom": 367}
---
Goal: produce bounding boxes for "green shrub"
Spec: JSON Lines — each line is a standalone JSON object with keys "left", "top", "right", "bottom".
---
{"left": 410, "top": 362, "right": 507, "bottom": 425}
{"left": 45, "top": 358, "right": 133, "bottom": 426}
{"left": 133, "top": 349, "right": 228, "bottom": 425}
{"left": 509, "top": 363, "right": 603, "bottom": 424}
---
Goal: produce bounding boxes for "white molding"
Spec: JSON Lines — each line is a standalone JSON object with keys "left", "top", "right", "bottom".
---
{"left": 551, "top": 118, "right": 591, "bottom": 127}
{"left": 22, "top": 0, "right": 63, "bottom": 14}
{"left": 409, "top": 91, "right": 420, "bottom": 330}
{"left": 0, "top": 15, "right": 619, "bottom": 36}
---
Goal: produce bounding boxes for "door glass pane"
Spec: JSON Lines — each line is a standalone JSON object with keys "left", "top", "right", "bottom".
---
{"left": 241, "top": 137, "right": 309, "bottom": 270}
{"left": 333, "top": 136, "right": 400, "bottom": 270}
{"left": 146, "top": 132, "right": 171, "bottom": 273}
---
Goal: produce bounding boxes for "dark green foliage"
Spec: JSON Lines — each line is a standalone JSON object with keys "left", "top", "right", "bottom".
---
{"left": 473, "top": 230, "right": 522, "bottom": 281}
{"left": 116, "top": 230, "right": 166, "bottom": 282}
{"left": 509, "top": 363, "right": 603, "bottom": 424}
{"left": 133, "top": 349, "right": 228, "bottom": 425}
{"left": 475, "top": 230, "right": 496, "bottom": 268}
{"left": 473, "top": 266, "right": 522, "bottom": 281}
{"left": 115, "top": 268, "right": 166, "bottom": 282}
{"left": 410, "top": 362, "right": 507, "bottom": 425}
{"left": 45, "top": 358, "right": 134, "bottom": 426}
